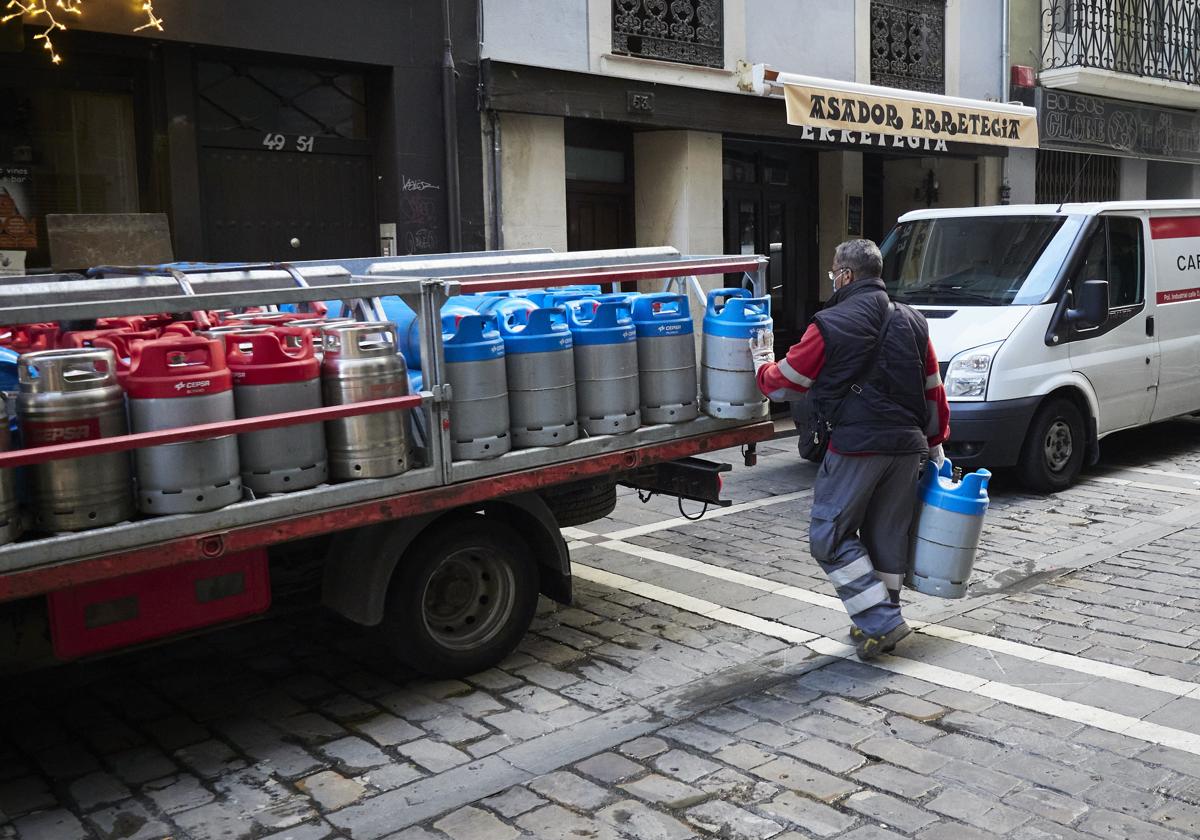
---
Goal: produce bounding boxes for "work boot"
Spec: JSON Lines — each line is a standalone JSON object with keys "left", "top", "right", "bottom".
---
{"left": 855, "top": 622, "right": 912, "bottom": 661}
{"left": 849, "top": 623, "right": 904, "bottom": 651}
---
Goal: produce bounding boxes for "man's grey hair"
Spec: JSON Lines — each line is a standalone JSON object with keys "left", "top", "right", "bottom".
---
{"left": 834, "top": 239, "right": 883, "bottom": 280}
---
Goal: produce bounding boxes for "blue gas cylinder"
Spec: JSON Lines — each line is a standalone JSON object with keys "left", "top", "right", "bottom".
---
{"left": 498, "top": 307, "right": 578, "bottom": 447}
{"left": 566, "top": 299, "right": 640, "bottom": 435}
{"left": 473, "top": 295, "right": 538, "bottom": 330}
{"left": 631, "top": 293, "right": 697, "bottom": 424}
{"left": 538, "top": 290, "right": 599, "bottom": 310}
{"left": 382, "top": 297, "right": 476, "bottom": 371}
{"left": 380, "top": 297, "right": 420, "bottom": 366}
{"left": 0, "top": 346, "right": 18, "bottom": 393}
{"left": 407, "top": 368, "right": 423, "bottom": 393}
{"left": 700, "top": 288, "right": 771, "bottom": 420}
{"left": 441, "top": 312, "right": 510, "bottom": 460}
{"left": 591, "top": 291, "right": 638, "bottom": 305}
{"left": 527, "top": 284, "right": 603, "bottom": 307}
{"left": 907, "top": 458, "right": 992, "bottom": 598}
{"left": 0, "top": 346, "right": 16, "bottom": 437}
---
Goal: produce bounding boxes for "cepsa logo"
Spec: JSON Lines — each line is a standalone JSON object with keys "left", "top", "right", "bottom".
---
{"left": 25, "top": 419, "right": 100, "bottom": 444}
{"left": 174, "top": 379, "right": 212, "bottom": 393}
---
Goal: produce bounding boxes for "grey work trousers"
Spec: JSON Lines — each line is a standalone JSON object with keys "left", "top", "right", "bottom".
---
{"left": 809, "top": 449, "right": 923, "bottom": 636}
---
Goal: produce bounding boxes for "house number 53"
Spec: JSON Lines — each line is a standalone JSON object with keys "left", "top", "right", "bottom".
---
{"left": 262, "top": 134, "right": 314, "bottom": 153}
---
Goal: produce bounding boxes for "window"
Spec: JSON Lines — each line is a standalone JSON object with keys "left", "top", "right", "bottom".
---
{"left": 197, "top": 60, "right": 367, "bottom": 139}
{"left": 870, "top": 0, "right": 946, "bottom": 93}
{"left": 882, "top": 216, "right": 1066, "bottom": 306}
{"left": 611, "top": 0, "right": 724, "bottom": 69}
{"left": 1070, "top": 216, "right": 1144, "bottom": 310}
{"left": 0, "top": 87, "right": 139, "bottom": 269}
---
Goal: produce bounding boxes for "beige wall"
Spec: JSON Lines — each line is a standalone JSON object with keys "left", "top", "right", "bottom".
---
{"left": 633, "top": 130, "right": 723, "bottom": 333}
{"left": 817, "top": 151, "right": 864, "bottom": 299}
{"left": 498, "top": 113, "right": 567, "bottom": 251}
{"left": 1009, "top": 0, "right": 1042, "bottom": 74}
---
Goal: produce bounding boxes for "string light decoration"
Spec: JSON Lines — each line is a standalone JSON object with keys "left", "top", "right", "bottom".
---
{"left": 1, "top": 0, "right": 164, "bottom": 64}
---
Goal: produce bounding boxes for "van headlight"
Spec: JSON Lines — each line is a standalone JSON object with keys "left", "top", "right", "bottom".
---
{"left": 945, "top": 341, "right": 1003, "bottom": 401}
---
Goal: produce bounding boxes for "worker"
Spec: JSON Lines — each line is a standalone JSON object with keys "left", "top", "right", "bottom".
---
{"left": 749, "top": 238, "right": 950, "bottom": 660}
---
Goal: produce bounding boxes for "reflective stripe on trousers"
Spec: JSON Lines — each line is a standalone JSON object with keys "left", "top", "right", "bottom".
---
{"left": 808, "top": 449, "right": 923, "bottom": 637}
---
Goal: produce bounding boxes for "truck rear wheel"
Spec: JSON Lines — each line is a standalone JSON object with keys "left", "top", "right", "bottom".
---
{"left": 1017, "top": 397, "right": 1085, "bottom": 493}
{"left": 381, "top": 517, "right": 538, "bottom": 677}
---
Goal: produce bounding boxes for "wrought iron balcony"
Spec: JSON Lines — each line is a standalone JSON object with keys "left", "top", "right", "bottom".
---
{"left": 871, "top": 0, "right": 947, "bottom": 94}
{"left": 1041, "top": 0, "right": 1200, "bottom": 89}
{"left": 612, "top": 0, "right": 724, "bottom": 69}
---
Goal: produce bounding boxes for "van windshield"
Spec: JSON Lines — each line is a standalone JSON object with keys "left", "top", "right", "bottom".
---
{"left": 882, "top": 216, "right": 1068, "bottom": 306}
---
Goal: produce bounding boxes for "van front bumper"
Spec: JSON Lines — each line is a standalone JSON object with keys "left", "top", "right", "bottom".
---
{"left": 944, "top": 396, "right": 1042, "bottom": 471}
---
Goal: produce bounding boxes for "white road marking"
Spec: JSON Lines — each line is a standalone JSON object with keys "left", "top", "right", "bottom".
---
{"left": 574, "top": 564, "right": 816, "bottom": 645}
{"left": 919, "top": 623, "right": 1200, "bottom": 699}
{"left": 600, "top": 490, "right": 813, "bottom": 541}
{"left": 1089, "top": 476, "right": 1200, "bottom": 496}
{"left": 1117, "top": 465, "right": 1200, "bottom": 484}
{"left": 595, "top": 538, "right": 840, "bottom": 610}
{"left": 577, "top": 537, "right": 1200, "bottom": 702}
{"left": 574, "top": 562, "right": 1200, "bottom": 756}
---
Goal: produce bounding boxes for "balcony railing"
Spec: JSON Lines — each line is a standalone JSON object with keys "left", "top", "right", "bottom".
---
{"left": 612, "top": 0, "right": 724, "bottom": 69}
{"left": 871, "top": 0, "right": 947, "bottom": 94}
{"left": 1042, "top": 0, "right": 1200, "bottom": 88}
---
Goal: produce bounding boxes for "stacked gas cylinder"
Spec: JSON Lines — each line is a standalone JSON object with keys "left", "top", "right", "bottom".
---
{"left": 0, "top": 311, "right": 413, "bottom": 541}
{"left": 0, "top": 285, "right": 773, "bottom": 542}
{"left": 380, "top": 284, "right": 773, "bottom": 460}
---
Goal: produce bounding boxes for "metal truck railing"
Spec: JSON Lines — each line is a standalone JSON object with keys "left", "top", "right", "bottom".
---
{"left": 0, "top": 248, "right": 770, "bottom": 600}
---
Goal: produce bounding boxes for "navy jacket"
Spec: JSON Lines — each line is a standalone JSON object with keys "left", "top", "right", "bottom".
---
{"left": 811, "top": 278, "right": 931, "bottom": 455}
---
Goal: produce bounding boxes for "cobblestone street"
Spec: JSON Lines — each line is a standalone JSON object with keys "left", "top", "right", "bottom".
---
{"left": 4, "top": 418, "right": 1200, "bottom": 840}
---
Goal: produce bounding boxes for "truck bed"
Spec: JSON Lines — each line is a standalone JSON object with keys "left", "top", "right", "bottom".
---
{"left": 0, "top": 417, "right": 773, "bottom": 601}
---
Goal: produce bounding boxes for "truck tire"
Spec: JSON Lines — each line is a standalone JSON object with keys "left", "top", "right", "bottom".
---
{"left": 541, "top": 480, "right": 617, "bottom": 527}
{"left": 1017, "top": 396, "right": 1085, "bottom": 493}
{"left": 381, "top": 517, "right": 538, "bottom": 677}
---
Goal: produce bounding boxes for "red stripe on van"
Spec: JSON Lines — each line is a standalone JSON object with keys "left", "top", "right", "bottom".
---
{"left": 1150, "top": 217, "right": 1200, "bottom": 239}
{"left": 1157, "top": 287, "right": 1200, "bottom": 305}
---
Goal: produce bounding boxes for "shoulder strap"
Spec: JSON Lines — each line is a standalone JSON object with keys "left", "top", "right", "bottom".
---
{"left": 826, "top": 298, "right": 895, "bottom": 426}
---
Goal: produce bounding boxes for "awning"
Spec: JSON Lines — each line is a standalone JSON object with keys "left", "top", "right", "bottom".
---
{"left": 750, "top": 66, "right": 1039, "bottom": 150}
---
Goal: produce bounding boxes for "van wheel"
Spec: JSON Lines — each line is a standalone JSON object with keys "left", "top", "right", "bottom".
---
{"left": 1018, "top": 397, "right": 1085, "bottom": 493}
{"left": 381, "top": 516, "right": 538, "bottom": 677}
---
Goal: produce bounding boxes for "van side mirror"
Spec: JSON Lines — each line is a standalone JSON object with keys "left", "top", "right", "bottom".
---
{"left": 1067, "top": 279, "right": 1109, "bottom": 329}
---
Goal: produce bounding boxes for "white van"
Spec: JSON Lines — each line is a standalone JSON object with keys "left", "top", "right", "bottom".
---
{"left": 880, "top": 201, "right": 1200, "bottom": 491}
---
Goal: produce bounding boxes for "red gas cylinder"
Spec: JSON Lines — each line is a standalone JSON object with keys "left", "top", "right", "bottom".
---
{"left": 93, "top": 331, "right": 159, "bottom": 386}
{"left": 2, "top": 323, "right": 60, "bottom": 351}
{"left": 224, "top": 327, "right": 327, "bottom": 494}
{"left": 247, "top": 313, "right": 306, "bottom": 328}
{"left": 159, "top": 322, "right": 195, "bottom": 338}
{"left": 125, "top": 336, "right": 241, "bottom": 515}
{"left": 61, "top": 328, "right": 158, "bottom": 350}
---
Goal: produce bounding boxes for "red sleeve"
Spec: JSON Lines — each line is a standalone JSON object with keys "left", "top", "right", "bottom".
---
{"left": 924, "top": 338, "right": 950, "bottom": 446}
{"left": 755, "top": 323, "right": 825, "bottom": 402}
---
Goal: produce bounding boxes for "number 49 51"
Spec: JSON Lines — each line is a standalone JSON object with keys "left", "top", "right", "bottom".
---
{"left": 262, "top": 134, "right": 314, "bottom": 153}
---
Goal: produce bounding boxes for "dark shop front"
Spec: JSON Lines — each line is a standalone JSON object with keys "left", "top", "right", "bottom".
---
{"left": 0, "top": 1, "right": 485, "bottom": 272}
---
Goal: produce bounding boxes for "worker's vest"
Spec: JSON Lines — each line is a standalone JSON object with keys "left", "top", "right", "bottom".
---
{"left": 812, "top": 278, "right": 930, "bottom": 455}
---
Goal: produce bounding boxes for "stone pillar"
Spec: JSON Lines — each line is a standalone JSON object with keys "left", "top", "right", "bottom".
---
{"left": 1005, "top": 148, "right": 1037, "bottom": 206}
{"left": 977, "top": 156, "right": 1004, "bottom": 207}
{"left": 633, "top": 130, "right": 723, "bottom": 335}
{"left": 1119, "top": 158, "right": 1147, "bottom": 201}
{"left": 818, "top": 151, "right": 864, "bottom": 300}
{"left": 498, "top": 113, "right": 567, "bottom": 251}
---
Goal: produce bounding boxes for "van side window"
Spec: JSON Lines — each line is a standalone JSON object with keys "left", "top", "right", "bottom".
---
{"left": 1106, "top": 217, "right": 1143, "bottom": 308}
{"left": 1070, "top": 216, "right": 1144, "bottom": 310}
